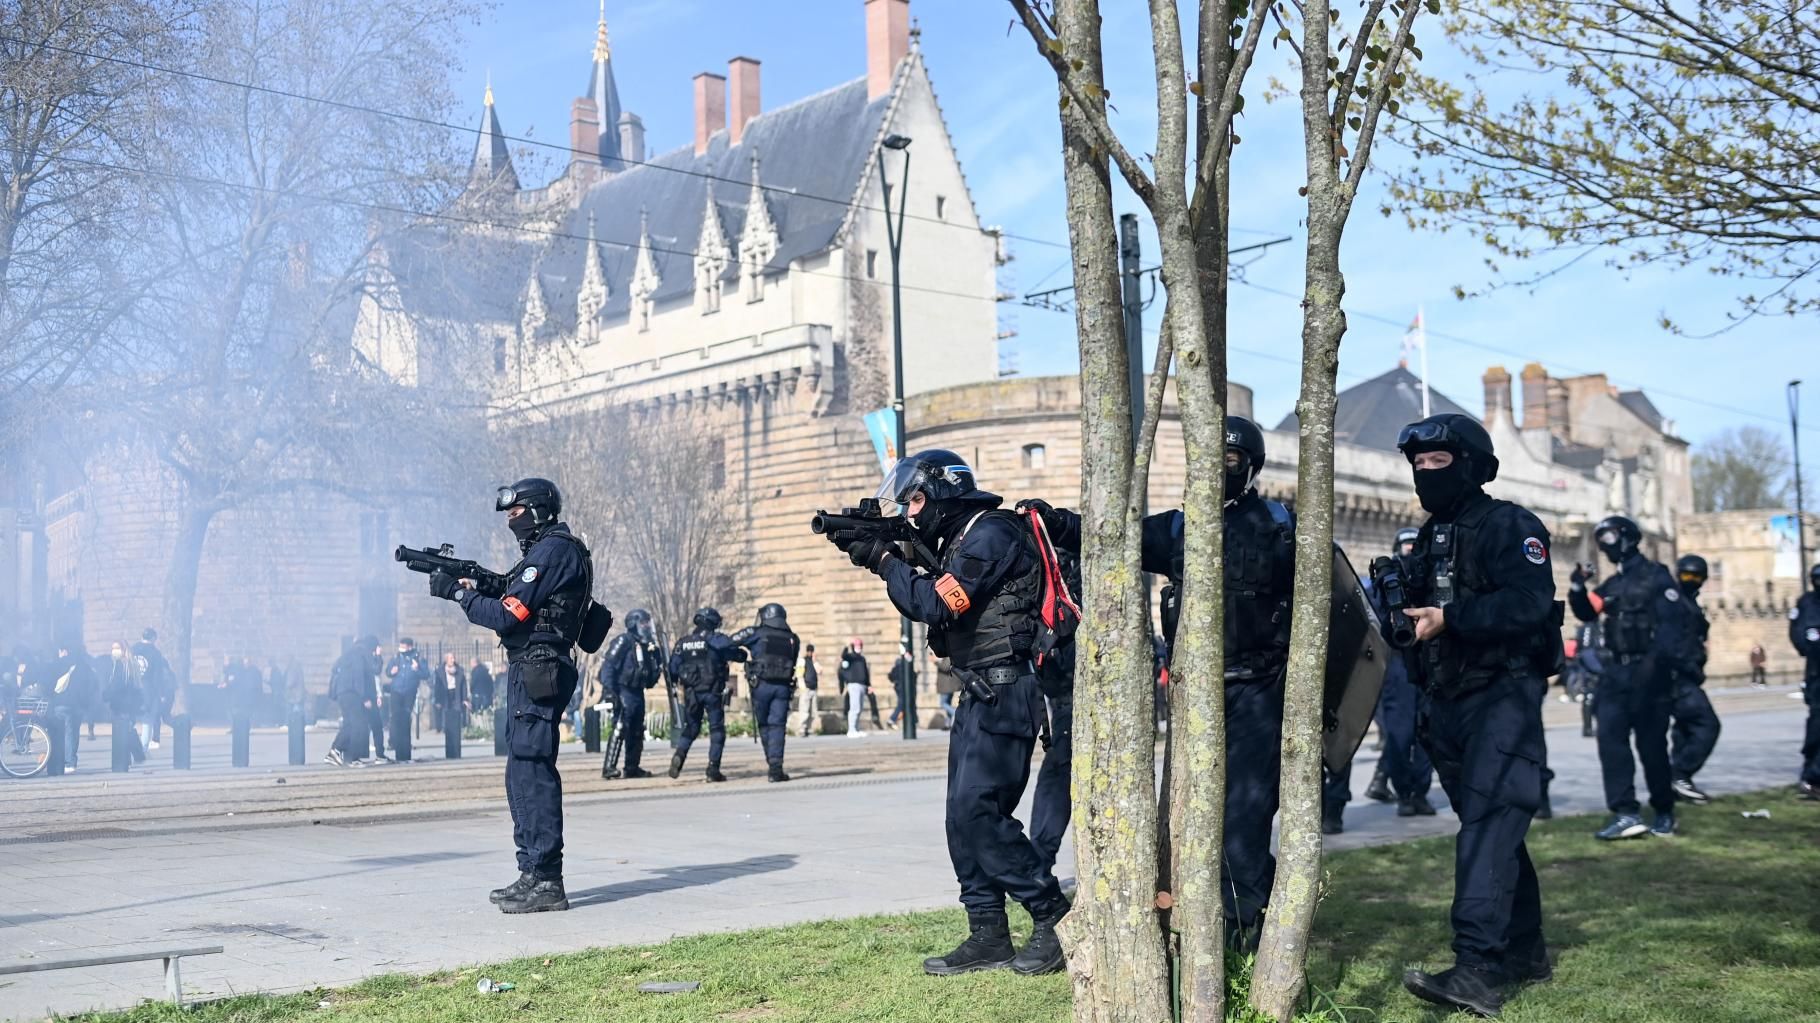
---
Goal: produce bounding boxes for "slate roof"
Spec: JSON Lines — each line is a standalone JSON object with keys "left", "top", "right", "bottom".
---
{"left": 386, "top": 227, "right": 541, "bottom": 324}
{"left": 1617, "top": 389, "right": 1664, "bottom": 430}
{"left": 1274, "top": 365, "right": 1473, "bottom": 452}
{"left": 469, "top": 99, "right": 518, "bottom": 192}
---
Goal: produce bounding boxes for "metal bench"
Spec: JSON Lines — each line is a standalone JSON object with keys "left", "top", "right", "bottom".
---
{"left": 0, "top": 944, "right": 225, "bottom": 1006}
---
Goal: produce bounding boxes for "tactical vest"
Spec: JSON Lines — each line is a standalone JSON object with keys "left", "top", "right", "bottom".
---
{"left": 502, "top": 529, "right": 592, "bottom": 653}
{"left": 1158, "top": 498, "right": 1293, "bottom": 679}
{"left": 933, "top": 511, "right": 1042, "bottom": 671}
{"left": 1793, "top": 593, "right": 1820, "bottom": 682}
{"left": 633, "top": 640, "right": 662, "bottom": 688}
{"left": 1415, "top": 498, "right": 1558, "bottom": 697}
{"left": 674, "top": 631, "right": 727, "bottom": 691}
{"left": 1598, "top": 559, "right": 1667, "bottom": 657}
{"left": 744, "top": 626, "right": 799, "bottom": 684}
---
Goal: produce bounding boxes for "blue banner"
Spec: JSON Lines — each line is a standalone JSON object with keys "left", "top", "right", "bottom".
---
{"left": 862, "top": 408, "right": 900, "bottom": 475}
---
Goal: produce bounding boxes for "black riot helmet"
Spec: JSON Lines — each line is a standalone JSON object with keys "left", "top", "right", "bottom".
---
{"left": 1224, "top": 416, "right": 1267, "bottom": 497}
{"left": 1675, "top": 554, "right": 1708, "bottom": 595}
{"left": 1394, "top": 527, "right": 1420, "bottom": 557}
{"left": 693, "top": 607, "right": 722, "bottom": 632}
{"left": 1594, "top": 515, "right": 1643, "bottom": 564}
{"left": 625, "top": 608, "right": 653, "bottom": 639}
{"left": 495, "top": 477, "right": 562, "bottom": 525}
{"left": 1396, "top": 413, "right": 1500, "bottom": 483}
{"left": 758, "top": 603, "right": 787, "bottom": 627}
{"left": 1809, "top": 563, "right": 1820, "bottom": 592}
{"left": 876, "top": 448, "right": 1002, "bottom": 541}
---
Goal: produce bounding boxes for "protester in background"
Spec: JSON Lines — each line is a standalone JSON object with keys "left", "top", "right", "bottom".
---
{"left": 934, "top": 658, "right": 959, "bottom": 726}
{"left": 383, "top": 638, "right": 425, "bottom": 760}
{"left": 50, "top": 645, "right": 94, "bottom": 772}
{"left": 839, "top": 638, "right": 869, "bottom": 737}
{"left": 797, "top": 644, "right": 820, "bottom": 737}
{"left": 327, "top": 636, "right": 381, "bottom": 767}
{"left": 887, "top": 646, "right": 915, "bottom": 728}
{"left": 104, "top": 640, "right": 147, "bottom": 765}
{"left": 433, "top": 652, "right": 470, "bottom": 732}
{"left": 469, "top": 658, "right": 495, "bottom": 711}
{"left": 1750, "top": 644, "right": 1767, "bottom": 688}
{"left": 132, "top": 628, "right": 173, "bottom": 750}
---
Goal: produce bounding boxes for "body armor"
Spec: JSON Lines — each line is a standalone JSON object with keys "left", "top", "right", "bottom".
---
{"left": 930, "top": 511, "right": 1042, "bottom": 671}
{"left": 739, "top": 625, "right": 800, "bottom": 684}
{"left": 1157, "top": 496, "right": 1293, "bottom": 680}
{"left": 1415, "top": 499, "right": 1560, "bottom": 697}
{"left": 501, "top": 528, "right": 591, "bottom": 655}
{"left": 675, "top": 630, "right": 728, "bottom": 692}
{"left": 1599, "top": 563, "right": 1667, "bottom": 657}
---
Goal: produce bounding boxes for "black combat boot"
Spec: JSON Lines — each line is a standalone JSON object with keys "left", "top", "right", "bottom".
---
{"left": 705, "top": 762, "right": 726, "bottom": 783}
{"left": 623, "top": 766, "right": 653, "bottom": 779}
{"left": 499, "top": 877, "right": 569, "bottom": 914}
{"left": 1364, "top": 766, "right": 1393, "bottom": 803}
{"left": 1321, "top": 801, "right": 1345, "bottom": 835}
{"left": 602, "top": 767, "right": 622, "bottom": 780}
{"left": 1398, "top": 793, "right": 1438, "bottom": 817}
{"left": 1012, "top": 907, "right": 1068, "bottom": 976}
{"left": 1403, "top": 963, "right": 1504, "bottom": 1018}
{"left": 1502, "top": 944, "right": 1552, "bottom": 986}
{"left": 488, "top": 872, "right": 533, "bottom": 904}
{"left": 768, "top": 763, "right": 790, "bottom": 783}
{"left": 923, "top": 912, "right": 1016, "bottom": 976}
{"left": 667, "top": 751, "right": 685, "bottom": 779}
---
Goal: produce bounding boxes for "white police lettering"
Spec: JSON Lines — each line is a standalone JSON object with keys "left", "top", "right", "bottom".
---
{"left": 521, "top": 566, "right": 539, "bottom": 583}
{"left": 1522, "top": 537, "right": 1547, "bottom": 565}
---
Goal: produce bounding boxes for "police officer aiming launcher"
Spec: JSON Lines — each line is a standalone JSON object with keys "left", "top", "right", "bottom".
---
{"left": 667, "top": 608, "right": 746, "bottom": 782}
{"left": 729, "top": 603, "right": 802, "bottom": 783}
{"left": 414, "top": 477, "right": 610, "bottom": 914}
{"left": 821, "top": 449, "right": 1069, "bottom": 977}
{"left": 1388, "top": 413, "right": 1557, "bottom": 1019}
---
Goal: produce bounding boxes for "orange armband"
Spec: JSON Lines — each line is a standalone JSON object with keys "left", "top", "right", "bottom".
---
{"left": 934, "top": 574, "right": 972, "bottom": 614}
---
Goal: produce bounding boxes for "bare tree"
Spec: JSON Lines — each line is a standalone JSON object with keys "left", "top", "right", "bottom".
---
{"left": 96, "top": 0, "right": 486, "bottom": 712}
{"left": 0, "top": 0, "right": 191, "bottom": 441}
{"left": 1692, "top": 425, "right": 1796, "bottom": 512}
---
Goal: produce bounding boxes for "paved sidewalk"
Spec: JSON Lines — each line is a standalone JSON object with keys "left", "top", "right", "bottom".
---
{"left": 0, "top": 705, "right": 1809, "bottom": 1020}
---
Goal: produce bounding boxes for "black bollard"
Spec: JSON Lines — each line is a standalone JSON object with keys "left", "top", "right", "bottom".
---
{"left": 231, "top": 714, "right": 251, "bottom": 767}
{"left": 493, "top": 704, "right": 508, "bottom": 756}
{"left": 444, "top": 703, "right": 462, "bottom": 760}
{"left": 172, "top": 714, "right": 192, "bottom": 769}
{"left": 45, "top": 713, "right": 65, "bottom": 777}
{"left": 392, "top": 717, "right": 411, "bottom": 763}
{"left": 111, "top": 716, "right": 132, "bottom": 773}
{"left": 288, "top": 709, "right": 306, "bottom": 765}
{"left": 582, "top": 707, "right": 601, "bottom": 753}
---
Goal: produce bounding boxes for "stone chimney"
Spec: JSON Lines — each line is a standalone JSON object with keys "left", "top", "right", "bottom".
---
{"left": 618, "top": 112, "right": 646, "bottom": 164}
{"left": 569, "top": 97, "right": 600, "bottom": 171}
{"left": 729, "top": 57, "right": 760, "bottom": 146}
{"left": 866, "top": 0, "right": 910, "bottom": 100}
{"left": 693, "top": 72, "right": 726, "bottom": 156}
{"left": 1481, "top": 366, "right": 1512, "bottom": 426}
{"left": 1520, "top": 362, "right": 1550, "bottom": 431}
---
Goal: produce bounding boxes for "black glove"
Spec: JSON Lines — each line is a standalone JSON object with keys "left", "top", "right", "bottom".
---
{"left": 1015, "top": 498, "right": 1067, "bottom": 539}
{"left": 1569, "top": 564, "right": 1587, "bottom": 588}
{"left": 429, "top": 570, "right": 461, "bottom": 601}
{"left": 830, "top": 528, "right": 865, "bottom": 553}
{"left": 846, "top": 535, "right": 892, "bottom": 573}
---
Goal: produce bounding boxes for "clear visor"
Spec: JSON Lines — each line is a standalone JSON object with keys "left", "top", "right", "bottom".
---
{"left": 1597, "top": 529, "right": 1619, "bottom": 546}
{"left": 872, "top": 460, "right": 923, "bottom": 517}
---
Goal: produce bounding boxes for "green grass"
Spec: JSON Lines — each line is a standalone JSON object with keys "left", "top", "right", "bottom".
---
{"left": 75, "top": 790, "right": 1820, "bottom": 1023}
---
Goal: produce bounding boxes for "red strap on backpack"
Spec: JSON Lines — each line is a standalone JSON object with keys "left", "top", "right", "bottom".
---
{"left": 1025, "top": 509, "right": 1081, "bottom": 668}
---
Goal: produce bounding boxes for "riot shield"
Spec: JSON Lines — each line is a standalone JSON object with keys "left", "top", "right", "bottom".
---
{"left": 1323, "top": 544, "right": 1389, "bottom": 775}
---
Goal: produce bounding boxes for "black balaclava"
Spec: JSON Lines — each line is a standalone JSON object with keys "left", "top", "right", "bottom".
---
{"left": 509, "top": 514, "right": 540, "bottom": 550}
{"left": 1412, "top": 457, "right": 1480, "bottom": 518}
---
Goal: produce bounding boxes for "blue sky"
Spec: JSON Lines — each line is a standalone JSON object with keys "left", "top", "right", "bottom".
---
{"left": 453, "top": 1, "right": 1814, "bottom": 449}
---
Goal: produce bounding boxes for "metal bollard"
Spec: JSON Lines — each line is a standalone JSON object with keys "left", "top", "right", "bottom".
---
{"left": 582, "top": 707, "right": 601, "bottom": 753}
{"left": 392, "top": 716, "right": 411, "bottom": 763}
{"left": 172, "top": 715, "right": 192, "bottom": 769}
{"left": 493, "top": 704, "right": 508, "bottom": 756}
{"left": 444, "top": 703, "right": 462, "bottom": 760}
{"left": 288, "top": 709, "right": 306, "bottom": 765}
{"left": 112, "top": 716, "right": 133, "bottom": 772}
{"left": 231, "top": 714, "right": 251, "bottom": 767}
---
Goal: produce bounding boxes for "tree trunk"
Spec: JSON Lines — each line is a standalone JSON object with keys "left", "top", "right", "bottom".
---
{"left": 1051, "top": 2, "right": 1173, "bottom": 1019}
{"left": 1251, "top": 1, "right": 1346, "bottom": 1016}
{"left": 162, "top": 496, "right": 219, "bottom": 718}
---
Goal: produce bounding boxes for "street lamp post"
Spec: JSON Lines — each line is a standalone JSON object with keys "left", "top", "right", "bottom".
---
{"left": 878, "top": 132, "right": 915, "bottom": 740}
{"left": 1792, "top": 380, "right": 1807, "bottom": 574}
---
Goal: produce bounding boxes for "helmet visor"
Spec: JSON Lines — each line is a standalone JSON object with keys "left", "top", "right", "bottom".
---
{"left": 1396, "top": 421, "right": 1454, "bottom": 451}
{"left": 1596, "top": 528, "right": 1620, "bottom": 547}
{"left": 872, "top": 459, "right": 924, "bottom": 517}
{"left": 494, "top": 485, "right": 521, "bottom": 512}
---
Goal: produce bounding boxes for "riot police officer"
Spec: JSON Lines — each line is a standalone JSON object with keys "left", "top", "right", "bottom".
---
{"left": 1570, "top": 514, "right": 1687, "bottom": 840}
{"left": 429, "top": 477, "right": 598, "bottom": 914}
{"left": 730, "top": 603, "right": 802, "bottom": 782}
{"left": 1028, "top": 549, "right": 1079, "bottom": 874}
{"left": 600, "top": 609, "right": 662, "bottom": 780}
{"left": 1790, "top": 563, "right": 1820, "bottom": 800}
{"left": 829, "top": 449, "right": 1068, "bottom": 977}
{"left": 668, "top": 608, "right": 746, "bottom": 782}
{"left": 1364, "top": 527, "right": 1438, "bottom": 818}
{"left": 1668, "top": 555, "right": 1720, "bottom": 804}
{"left": 1024, "top": 415, "right": 1294, "bottom": 946}
{"left": 1391, "top": 414, "right": 1555, "bottom": 1018}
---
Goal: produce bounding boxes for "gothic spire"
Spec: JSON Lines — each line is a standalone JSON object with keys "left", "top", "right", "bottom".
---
{"left": 584, "top": 2, "right": 624, "bottom": 168}
{"left": 468, "top": 75, "right": 519, "bottom": 192}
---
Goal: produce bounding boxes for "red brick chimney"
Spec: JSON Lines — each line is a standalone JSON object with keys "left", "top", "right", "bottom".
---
{"left": 1481, "top": 366, "right": 1512, "bottom": 426}
{"left": 693, "top": 72, "right": 726, "bottom": 156}
{"left": 866, "top": 0, "right": 909, "bottom": 100}
{"left": 729, "top": 58, "right": 761, "bottom": 146}
{"left": 570, "top": 97, "right": 600, "bottom": 169}
{"left": 1520, "top": 362, "right": 1550, "bottom": 430}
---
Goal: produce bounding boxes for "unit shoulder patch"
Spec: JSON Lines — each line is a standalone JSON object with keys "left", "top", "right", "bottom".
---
{"left": 1522, "top": 537, "right": 1547, "bottom": 565}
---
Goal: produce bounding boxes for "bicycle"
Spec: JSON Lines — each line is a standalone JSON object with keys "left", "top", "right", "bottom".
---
{"left": 1, "top": 697, "right": 53, "bottom": 779}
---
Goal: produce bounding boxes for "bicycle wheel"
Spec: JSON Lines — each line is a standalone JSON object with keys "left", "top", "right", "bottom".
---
{"left": 0, "top": 722, "right": 51, "bottom": 778}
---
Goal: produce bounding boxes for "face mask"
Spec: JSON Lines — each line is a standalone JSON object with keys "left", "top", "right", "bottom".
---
{"left": 112, "top": 648, "right": 124, "bottom": 659}
{"left": 509, "top": 514, "right": 539, "bottom": 543}
{"left": 1412, "top": 459, "right": 1476, "bottom": 515}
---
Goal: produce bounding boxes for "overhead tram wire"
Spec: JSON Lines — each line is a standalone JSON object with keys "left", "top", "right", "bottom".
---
{"left": 0, "top": 34, "right": 1079, "bottom": 254}
{"left": 1234, "top": 278, "right": 1820, "bottom": 439}
{"left": 0, "top": 146, "right": 1010, "bottom": 310}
